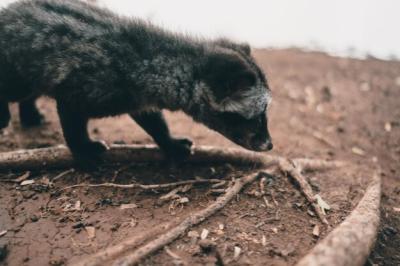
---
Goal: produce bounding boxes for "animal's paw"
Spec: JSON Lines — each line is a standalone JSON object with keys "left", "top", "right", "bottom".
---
{"left": 72, "top": 140, "right": 109, "bottom": 171}
{"left": 20, "top": 111, "right": 45, "bottom": 128}
{"left": 163, "top": 137, "right": 193, "bottom": 161}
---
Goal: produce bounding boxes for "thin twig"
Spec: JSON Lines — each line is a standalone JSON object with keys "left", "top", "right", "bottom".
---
{"left": 59, "top": 178, "right": 222, "bottom": 193}
{"left": 278, "top": 159, "right": 329, "bottom": 225}
{"left": 52, "top": 169, "right": 75, "bottom": 182}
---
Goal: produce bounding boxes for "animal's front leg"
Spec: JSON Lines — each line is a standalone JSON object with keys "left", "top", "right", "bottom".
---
{"left": 0, "top": 101, "right": 10, "bottom": 130}
{"left": 19, "top": 97, "right": 45, "bottom": 127}
{"left": 130, "top": 111, "right": 192, "bottom": 160}
{"left": 57, "top": 100, "right": 108, "bottom": 167}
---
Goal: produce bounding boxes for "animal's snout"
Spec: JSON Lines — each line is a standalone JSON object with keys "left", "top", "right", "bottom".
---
{"left": 257, "top": 140, "right": 273, "bottom": 151}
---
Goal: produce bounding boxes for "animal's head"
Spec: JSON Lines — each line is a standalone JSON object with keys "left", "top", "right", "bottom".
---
{"left": 191, "top": 42, "right": 273, "bottom": 151}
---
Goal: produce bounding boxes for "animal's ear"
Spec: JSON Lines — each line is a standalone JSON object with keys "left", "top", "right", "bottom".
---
{"left": 215, "top": 38, "right": 251, "bottom": 55}
{"left": 237, "top": 43, "right": 251, "bottom": 55}
{"left": 202, "top": 49, "right": 257, "bottom": 103}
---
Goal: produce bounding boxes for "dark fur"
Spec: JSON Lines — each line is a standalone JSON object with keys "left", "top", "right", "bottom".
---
{"left": 0, "top": 0, "right": 272, "bottom": 166}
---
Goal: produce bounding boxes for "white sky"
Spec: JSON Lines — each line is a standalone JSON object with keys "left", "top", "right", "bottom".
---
{"left": 1, "top": 0, "right": 399, "bottom": 60}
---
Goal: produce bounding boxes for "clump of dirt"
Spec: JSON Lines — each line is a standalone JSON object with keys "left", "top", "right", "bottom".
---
{"left": 1, "top": 48, "right": 399, "bottom": 265}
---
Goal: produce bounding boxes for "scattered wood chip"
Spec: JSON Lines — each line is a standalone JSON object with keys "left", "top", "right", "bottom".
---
{"left": 385, "top": 122, "right": 392, "bottom": 132}
{"left": 0, "top": 230, "right": 7, "bottom": 237}
{"left": 178, "top": 197, "right": 189, "bottom": 204}
{"left": 188, "top": 231, "right": 199, "bottom": 239}
{"left": 20, "top": 180, "right": 35, "bottom": 186}
{"left": 74, "top": 201, "right": 81, "bottom": 211}
{"left": 393, "top": 207, "right": 400, "bottom": 212}
{"left": 201, "top": 229, "right": 209, "bottom": 240}
{"left": 233, "top": 246, "right": 241, "bottom": 260}
{"left": 219, "top": 224, "right": 224, "bottom": 230}
{"left": 272, "top": 227, "right": 278, "bottom": 234}
{"left": 315, "top": 194, "right": 331, "bottom": 215}
{"left": 352, "top": 147, "right": 365, "bottom": 156}
{"left": 85, "top": 226, "right": 96, "bottom": 239}
{"left": 120, "top": 203, "right": 138, "bottom": 210}
{"left": 313, "top": 225, "right": 320, "bottom": 237}
{"left": 262, "top": 235, "right": 267, "bottom": 246}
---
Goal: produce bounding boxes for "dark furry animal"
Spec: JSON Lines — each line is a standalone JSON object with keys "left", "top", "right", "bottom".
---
{"left": 0, "top": 0, "right": 273, "bottom": 166}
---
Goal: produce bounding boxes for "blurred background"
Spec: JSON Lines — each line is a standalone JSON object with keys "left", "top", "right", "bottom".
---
{"left": 2, "top": 0, "right": 398, "bottom": 60}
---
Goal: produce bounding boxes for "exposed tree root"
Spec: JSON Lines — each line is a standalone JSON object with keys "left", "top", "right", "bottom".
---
{"left": 296, "top": 173, "right": 381, "bottom": 266}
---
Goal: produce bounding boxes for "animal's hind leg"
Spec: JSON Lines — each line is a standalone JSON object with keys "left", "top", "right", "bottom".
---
{"left": 19, "top": 97, "right": 45, "bottom": 127}
{"left": 0, "top": 101, "right": 10, "bottom": 130}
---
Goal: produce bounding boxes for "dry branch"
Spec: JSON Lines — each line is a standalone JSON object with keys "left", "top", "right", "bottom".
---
{"left": 278, "top": 159, "right": 329, "bottom": 225}
{"left": 296, "top": 173, "right": 381, "bottom": 266}
{"left": 75, "top": 171, "right": 264, "bottom": 266}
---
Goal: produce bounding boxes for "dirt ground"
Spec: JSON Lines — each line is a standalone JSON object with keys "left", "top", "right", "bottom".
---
{"left": 0, "top": 49, "right": 399, "bottom": 266}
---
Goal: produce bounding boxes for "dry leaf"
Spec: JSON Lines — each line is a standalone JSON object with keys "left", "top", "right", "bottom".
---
{"left": 21, "top": 180, "right": 35, "bottom": 186}
{"left": 120, "top": 203, "right": 137, "bottom": 210}
{"left": 188, "top": 230, "right": 199, "bottom": 238}
{"left": 15, "top": 171, "right": 31, "bottom": 183}
{"left": 233, "top": 246, "right": 241, "bottom": 259}
{"left": 178, "top": 197, "right": 189, "bottom": 204}
{"left": 352, "top": 146, "right": 365, "bottom": 156}
{"left": 85, "top": 226, "right": 96, "bottom": 239}
{"left": 315, "top": 194, "right": 331, "bottom": 215}
{"left": 200, "top": 229, "right": 209, "bottom": 240}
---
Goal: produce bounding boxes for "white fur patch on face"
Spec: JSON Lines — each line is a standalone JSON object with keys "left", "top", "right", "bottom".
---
{"left": 216, "top": 84, "right": 270, "bottom": 119}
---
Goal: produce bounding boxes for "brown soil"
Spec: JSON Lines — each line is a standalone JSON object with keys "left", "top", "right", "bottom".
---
{"left": 0, "top": 49, "right": 399, "bottom": 266}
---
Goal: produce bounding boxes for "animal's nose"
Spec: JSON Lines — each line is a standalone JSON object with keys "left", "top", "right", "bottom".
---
{"left": 257, "top": 140, "right": 273, "bottom": 151}
{"left": 266, "top": 141, "right": 273, "bottom": 151}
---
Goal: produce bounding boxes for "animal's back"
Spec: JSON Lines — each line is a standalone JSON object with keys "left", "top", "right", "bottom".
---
{"left": 0, "top": 0, "right": 125, "bottom": 100}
